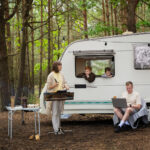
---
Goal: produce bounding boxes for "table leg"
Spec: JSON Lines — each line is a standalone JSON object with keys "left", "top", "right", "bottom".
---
{"left": 34, "top": 112, "right": 37, "bottom": 135}
{"left": 8, "top": 112, "right": 10, "bottom": 136}
{"left": 38, "top": 112, "right": 40, "bottom": 136}
{"left": 10, "top": 111, "right": 13, "bottom": 139}
{"left": 21, "top": 111, "right": 25, "bottom": 125}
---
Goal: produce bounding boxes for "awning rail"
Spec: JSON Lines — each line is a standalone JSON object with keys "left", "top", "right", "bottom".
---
{"left": 73, "top": 50, "right": 115, "bottom": 56}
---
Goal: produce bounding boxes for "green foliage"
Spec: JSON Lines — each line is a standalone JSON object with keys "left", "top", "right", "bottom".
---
{"left": 14, "top": 19, "right": 22, "bottom": 30}
{"left": 88, "top": 60, "right": 112, "bottom": 76}
{"left": 14, "top": 37, "right": 21, "bottom": 49}
{"left": 137, "top": 20, "right": 150, "bottom": 29}
{"left": 6, "top": 0, "right": 150, "bottom": 96}
{"left": 33, "top": 38, "right": 67, "bottom": 75}
{"left": 77, "top": 0, "right": 97, "bottom": 10}
{"left": 88, "top": 23, "right": 122, "bottom": 36}
{"left": 34, "top": 59, "right": 48, "bottom": 75}
{"left": 110, "top": 0, "right": 123, "bottom": 8}
{"left": 43, "top": 38, "right": 48, "bottom": 52}
{"left": 74, "top": 20, "right": 84, "bottom": 33}
{"left": 35, "top": 40, "right": 41, "bottom": 48}
{"left": 28, "top": 94, "right": 39, "bottom": 104}
{"left": 53, "top": 40, "right": 68, "bottom": 61}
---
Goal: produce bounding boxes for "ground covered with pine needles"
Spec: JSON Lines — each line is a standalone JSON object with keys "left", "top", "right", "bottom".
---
{"left": 0, "top": 112, "right": 150, "bottom": 150}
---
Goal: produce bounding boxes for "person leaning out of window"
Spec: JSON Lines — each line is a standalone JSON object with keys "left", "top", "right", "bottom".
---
{"left": 101, "top": 67, "right": 113, "bottom": 78}
{"left": 77, "top": 66, "right": 96, "bottom": 83}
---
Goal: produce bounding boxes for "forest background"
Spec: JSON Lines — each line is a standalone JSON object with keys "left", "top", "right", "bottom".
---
{"left": 0, "top": 0, "right": 150, "bottom": 111}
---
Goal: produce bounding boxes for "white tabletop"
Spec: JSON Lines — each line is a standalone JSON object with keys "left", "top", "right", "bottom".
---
{"left": 6, "top": 106, "right": 40, "bottom": 111}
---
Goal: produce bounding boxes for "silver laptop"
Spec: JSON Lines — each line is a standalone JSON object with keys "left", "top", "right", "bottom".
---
{"left": 112, "top": 98, "right": 127, "bottom": 108}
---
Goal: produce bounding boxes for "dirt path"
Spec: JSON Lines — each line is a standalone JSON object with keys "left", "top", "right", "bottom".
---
{"left": 0, "top": 112, "right": 149, "bottom": 150}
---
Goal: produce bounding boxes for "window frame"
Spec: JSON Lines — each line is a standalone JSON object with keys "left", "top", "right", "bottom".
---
{"left": 75, "top": 54, "right": 115, "bottom": 78}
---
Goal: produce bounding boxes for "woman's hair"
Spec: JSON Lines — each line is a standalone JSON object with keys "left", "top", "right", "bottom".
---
{"left": 52, "top": 61, "right": 62, "bottom": 73}
{"left": 85, "top": 66, "right": 92, "bottom": 71}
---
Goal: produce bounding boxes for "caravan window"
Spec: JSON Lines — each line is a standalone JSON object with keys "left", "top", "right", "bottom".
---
{"left": 75, "top": 55, "right": 115, "bottom": 77}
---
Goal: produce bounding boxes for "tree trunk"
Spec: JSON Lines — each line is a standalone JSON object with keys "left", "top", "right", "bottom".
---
{"left": 5, "top": 0, "right": 15, "bottom": 95}
{"left": 67, "top": 0, "right": 70, "bottom": 44}
{"left": 16, "top": 9, "right": 21, "bottom": 49}
{"left": 15, "top": 8, "right": 21, "bottom": 85}
{"left": 110, "top": 2, "right": 114, "bottom": 35}
{"left": 39, "top": 0, "right": 43, "bottom": 96}
{"left": 142, "top": 3, "right": 145, "bottom": 32}
{"left": 15, "top": 0, "right": 33, "bottom": 104}
{"left": 69, "top": 15, "right": 73, "bottom": 42}
{"left": 82, "top": 0, "right": 88, "bottom": 39}
{"left": 57, "top": 27, "right": 61, "bottom": 59}
{"left": 0, "top": 1, "right": 10, "bottom": 110}
{"left": 26, "top": 28, "right": 31, "bottom": 96}
{"left": 102, "top": 0, "right": 106, "bottom": 36}
{"left": 120, "top": 1, "right": 127, "bottom": 32}
{"left": 123, "top": 3, "right": 127, "bottom": 32}
{"left": 31, "top": 7, "right": 34, "bottom": 94}
{"left": 50, "top": 1, "right": 54, "bottom": 64}
{"left": 105, "top": 0, "right": 110, "bottom": 35}
{"left": 47, "top": 0, "right": 52, "bottom": 75}
{"left": 23, "top": 31, "right": 29, "bottom": 97}
{"left": 114, "top": 7, "right": 118, "bottom": 35}
{"left": 126, "top": 0, "right": 139, "bottom": 33}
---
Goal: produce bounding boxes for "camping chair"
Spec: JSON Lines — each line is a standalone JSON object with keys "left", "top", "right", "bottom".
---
{"left": 113, "top": 99, "right": 149, "bottom": 129}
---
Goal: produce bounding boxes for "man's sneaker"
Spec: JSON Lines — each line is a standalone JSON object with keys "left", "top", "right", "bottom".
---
{"left": 115, "top": 124, "right": 130, "bottom": 133}
{"left": 58, "top": 128, "right": 64, "bottom": 134}
{"left": 114, "top": 125, "right": 125, "bottom": 133}
{"left": 124, "top": 124, "right": 132, "bottom": 131}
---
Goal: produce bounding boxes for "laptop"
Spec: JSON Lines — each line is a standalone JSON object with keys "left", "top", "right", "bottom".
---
{"left": 112, "top": 98, "right": 127, "bottom": 108}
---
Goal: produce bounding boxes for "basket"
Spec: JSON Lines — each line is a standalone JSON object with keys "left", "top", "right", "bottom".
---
{"left": 44, "top": 91, "right": 74, "bottom": 101}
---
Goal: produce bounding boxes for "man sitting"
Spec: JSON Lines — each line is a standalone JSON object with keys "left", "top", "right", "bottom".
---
{"left": 114, "top": 81, "right": 142, "bottom": 133}
{"left": 77, "top": 66, "right": 96, "bottom": 83}
{"left": 101, "top": 67, "right": 113, "bottom": 78}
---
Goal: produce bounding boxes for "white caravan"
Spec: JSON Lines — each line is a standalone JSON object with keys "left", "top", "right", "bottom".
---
{"left": 60, "top": 32, "right": 150, "bottom": 114}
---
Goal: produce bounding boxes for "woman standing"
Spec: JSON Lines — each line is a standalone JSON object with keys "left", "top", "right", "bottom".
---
{"left": 47, "top": 61, "right": 69, "bottom": 134}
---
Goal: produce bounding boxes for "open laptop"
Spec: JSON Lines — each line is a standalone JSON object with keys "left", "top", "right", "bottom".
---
{"left": 112, "top": 98, "right": 127, "bottom": 108}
